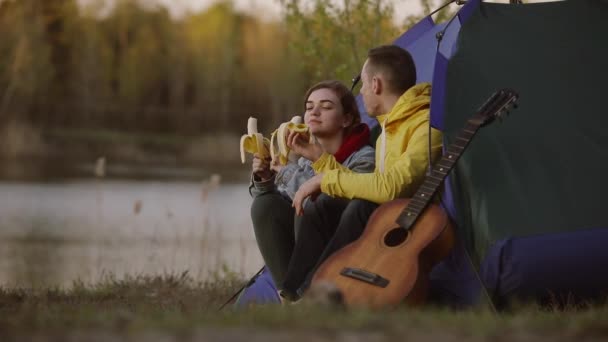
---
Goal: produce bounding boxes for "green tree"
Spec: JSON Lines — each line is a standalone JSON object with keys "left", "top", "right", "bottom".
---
{"left": 0, "top": 0, "right": 53, "bottom": 124}
{"left": 183, "top": 2, "right": 241, "bottom": 131}
{"left": 280, "top": 0, "right": 399, "bottom": 84}
{"left": 280, "top": 0, "right": 460, "bottom": 86}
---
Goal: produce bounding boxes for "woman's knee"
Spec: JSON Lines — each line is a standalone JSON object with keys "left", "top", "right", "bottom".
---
{"left": 250, "top": 193, "right": 286, "bottom": 224}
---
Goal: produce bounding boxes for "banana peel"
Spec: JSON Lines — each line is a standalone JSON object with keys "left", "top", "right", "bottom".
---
{"left": 239, "top": 117, "right": 270, "bottom": 164}
{"left": 270, "top": 116, "right": 313, "bottom": 165}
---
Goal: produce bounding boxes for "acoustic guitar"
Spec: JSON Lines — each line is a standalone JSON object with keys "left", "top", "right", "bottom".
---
{"left": 311, "top": 89, "right": 519, "bottom": 309}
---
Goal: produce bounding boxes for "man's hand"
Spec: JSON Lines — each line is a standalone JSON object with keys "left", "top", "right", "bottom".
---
{"left": 293, "top": 173, "right": 323, "bottom": 216}
{"left": 286, "top": 130, "right": 323, "bottom": 162}
{"left": 252, "top": 153, "right": 273, "bottom": 181}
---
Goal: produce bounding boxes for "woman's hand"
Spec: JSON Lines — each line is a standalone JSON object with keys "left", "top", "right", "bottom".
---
{"left": 252, "top": 153, "right": 274, "bottom": 181}
{"left": 286, "top": 130, "right": 323, "bottom": 162}
{"left": 292, "top": 173, "right": 323, "bottom": 216}
{"left": 269, "top": 157, "right": 284, "bottom": 174}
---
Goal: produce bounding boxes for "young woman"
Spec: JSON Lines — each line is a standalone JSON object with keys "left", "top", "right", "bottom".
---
{"left": 249, "top": 80, "right": 375, "bottom": 296}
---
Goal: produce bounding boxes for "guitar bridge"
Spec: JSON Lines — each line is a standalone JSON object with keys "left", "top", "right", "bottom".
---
{"left": 340, "top": 267, "right": 389, "bottom": 288}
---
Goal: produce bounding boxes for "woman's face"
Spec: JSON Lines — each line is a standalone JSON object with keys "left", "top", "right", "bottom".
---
{"left": 304, "top": 88, "right": 352, "bottom": 138}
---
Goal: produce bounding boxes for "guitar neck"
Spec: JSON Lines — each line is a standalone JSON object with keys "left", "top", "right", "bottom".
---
{"left": 396, "top": 116, "right": 485, "bottom": 230}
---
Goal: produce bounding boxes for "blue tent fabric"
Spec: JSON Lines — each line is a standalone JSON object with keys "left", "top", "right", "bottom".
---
{"left": 428, "top": 0, "right": 480, "bottom": 130}
{"left": 480, "top": 228, "right": 608, "bottom": 307}
{"left": 428, "top": 240, "right": 481, "bottom": 308}
{"left": 394, "top": 18, "right": 447, "bottom": 86}
{"left": 430, "top": 227, "right": 608, "bottom": 308}
{"left": 234, "top": 267, "right": 281, "bottom": 307}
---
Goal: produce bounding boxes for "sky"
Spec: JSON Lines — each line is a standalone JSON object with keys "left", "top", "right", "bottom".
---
{"left": 153, "top": 0, "right": 426, "bottom": 22}
{"left": 78, "top": 0, "right": 561, "bottom": 23}
{"left": 76, "top": 0, "right": 430, "bottom": 23}
{"left": 150, "top": 0, "right": 560, "bottom": 20}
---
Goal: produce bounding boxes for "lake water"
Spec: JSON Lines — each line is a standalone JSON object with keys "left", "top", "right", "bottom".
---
{"left": 0, "top": 178, "right": 263, "bottom": 288}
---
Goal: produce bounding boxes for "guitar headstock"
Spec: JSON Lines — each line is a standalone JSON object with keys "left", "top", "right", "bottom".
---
{"left": 475, "top": 88, "right": 519, "bottom": 127}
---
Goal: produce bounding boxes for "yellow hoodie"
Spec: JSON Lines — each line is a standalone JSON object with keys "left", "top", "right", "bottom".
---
{"left": 312, "top": 83, "right": 443, "bottom": 204}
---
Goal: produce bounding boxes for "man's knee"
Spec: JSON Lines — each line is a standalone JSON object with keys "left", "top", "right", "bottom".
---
{"left": 341, "top": 199, "right": 378, "bottom": 225}
{"left": 304, "top": 194, "right": 350, "bottom": 216}
{"left": 309, "top": 193, "right": 343, "bottom": 207}
{"left": 295, "top": 195, "right": 351, "bottom": 238}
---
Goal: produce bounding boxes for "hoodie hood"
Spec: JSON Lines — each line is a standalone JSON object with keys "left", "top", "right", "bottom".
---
{"left": 376, "top": 83, "right": 431, "bottom": 127}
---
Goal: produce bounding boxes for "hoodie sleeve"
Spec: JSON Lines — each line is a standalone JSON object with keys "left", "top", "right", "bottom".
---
{"left": 249, "top": 173, "right": 276, "bottom": 198}
{"left": 312, "top": 152, "right": 348, "bottom": 173}
{"left": 312, "top": 146, "right": 375, "bottom": 174}
{"left": 320, "top": 125, "right": 443, "bottom": 204}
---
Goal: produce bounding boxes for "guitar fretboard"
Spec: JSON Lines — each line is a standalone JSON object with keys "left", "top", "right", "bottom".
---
{"left": 392, "top": 88, "right": 517, "bottom": 231}
{"left": 395, "top": 117, "right": 485, "bottom": 230}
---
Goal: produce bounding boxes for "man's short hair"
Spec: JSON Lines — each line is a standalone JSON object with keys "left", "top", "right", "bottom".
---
{"left": 367, "top": 45, "right": 417, "bottom": 95}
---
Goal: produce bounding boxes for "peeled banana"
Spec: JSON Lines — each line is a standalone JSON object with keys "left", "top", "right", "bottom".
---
{"left": 240, "top": 117, "right": 270, "bottom": 164}
{"left": 270, "top": 116, "right": 313, "bottom": 165}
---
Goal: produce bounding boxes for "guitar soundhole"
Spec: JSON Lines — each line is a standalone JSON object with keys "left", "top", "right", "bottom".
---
{"left": 384, "top": 228, "right": 409, "bottom": 247}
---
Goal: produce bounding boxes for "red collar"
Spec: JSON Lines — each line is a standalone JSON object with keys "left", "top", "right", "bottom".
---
{"left": 334, "top": 123, "right": 370, "bottom": 163}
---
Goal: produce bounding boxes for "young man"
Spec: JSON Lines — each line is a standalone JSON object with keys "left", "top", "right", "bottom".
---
{"left": 281, "top": 45, "right": 443, "bottom": 300}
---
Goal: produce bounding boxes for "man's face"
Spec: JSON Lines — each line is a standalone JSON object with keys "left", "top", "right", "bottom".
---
{"left": 360, "top": 60, "right": 379, "bottom": 117}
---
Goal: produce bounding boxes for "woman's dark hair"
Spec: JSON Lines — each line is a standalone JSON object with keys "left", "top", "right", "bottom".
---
{"left": 303, "top": 80, "right": 361, "bottom": 134}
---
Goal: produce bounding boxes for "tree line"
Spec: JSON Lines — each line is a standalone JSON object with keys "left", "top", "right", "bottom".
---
{"left": 0, "top": 0, "right": 450, "bottom": 138}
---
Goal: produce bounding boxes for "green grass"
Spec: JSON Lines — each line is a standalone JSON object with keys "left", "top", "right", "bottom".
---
{"left": 1, "top": 272, "right": 607, "bottom": 340}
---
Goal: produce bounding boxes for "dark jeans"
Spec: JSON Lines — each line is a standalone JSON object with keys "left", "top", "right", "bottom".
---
{"left": 282, "top": 194, "right": 379, "bottom": 298}
{"left": 250, "top": 192, "right": 297, "bottom": 287}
